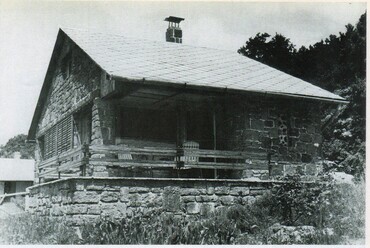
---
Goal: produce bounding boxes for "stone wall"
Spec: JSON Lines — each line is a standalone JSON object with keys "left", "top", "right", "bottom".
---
{"left": 221, "top": 96, "right": 323, "bottom": 178}
{"left": 38, "top": 39, "right": 101, "bottom": 132}
{"left": 26, "top": 177, "right": 273, "bottom": 226}
{"left": 34, "top": 39, "right": 102, "bottom": 182}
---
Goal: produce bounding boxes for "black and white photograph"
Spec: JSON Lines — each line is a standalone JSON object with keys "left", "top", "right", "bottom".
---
{"left": 0, "top": 0, "right": 366, "bottom": 245}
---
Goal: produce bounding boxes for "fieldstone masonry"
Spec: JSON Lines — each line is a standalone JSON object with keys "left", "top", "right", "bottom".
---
{"left": 26, "top": 177, "right": 274, "bottom": 226}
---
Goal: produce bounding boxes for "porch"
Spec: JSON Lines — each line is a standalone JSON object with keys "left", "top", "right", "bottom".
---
{"left": 38, "top": 82, "right": 270, "bottom": 181}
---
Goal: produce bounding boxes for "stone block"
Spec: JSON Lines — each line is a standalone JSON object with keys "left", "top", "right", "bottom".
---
{"left": 214, "top": 186, "right": 230, "bottom": 195}
{"left": 87, "top": 204, "right": 101, "bottom": 215}
{"left": 268, "top": 128, "right": 279, "bottom": 138}
{"left": 206, "top": 187, "right": 215, "bottom": 195}
{"left": 120, "top": 188, "right": 130, "bottom": 202}
{"left": 163, "top": 187, "right": 181, "bottom": 212}
{"left": 251, "top": 119, "right": 265, "bottom": 130}
{"left": 264, "top": 120, "right": 274, "bottom": 128}
{"left": 76, "top": 182, "right": 86, "bottom": 191}
{"left": 182, "top": 196, "right": 196, "bottom": 203}
{"left": 73, "top": 191, "right": 100, "bottom": 204}
{"left": 229, "top": 187, "right": 250, "bottom": 196}
{"left": 244, "top": 129, "right": 261, "bottom": 141}
{"left": 86, "top": 183, "right": 105, "bottom": 191}
{"left": 69, "top": 204, "right": 88, "bottom": 214}
{"left": 288, "top": 128, "right": 300, "bottom": 137}
{"left": 195, "top": 195, "right": 218, "bottom": 202}
{"left": 180, "top": 188, "right": 201, "bottom": 196}
{"left": 186, "top": 202, "right": 200, "bottom": 214}
{"left": 299, "top": 133, "right": 313, "bottom": 143}
{"left": 100, "top": 191, "right": 119, "bottom": 203}
{"left": 129, "top": 187, "right": 150, "bottom": 193}
{"left": 220, "top": 195, "right": 234, "bottom": 205}
{"left": 301, "top": 153, "right": 313, "bottom": 163}
{"left": 50, "top": 206, "right": 64, "bottom": 216}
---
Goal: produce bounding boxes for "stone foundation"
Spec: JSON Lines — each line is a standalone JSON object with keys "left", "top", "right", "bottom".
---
{"left": 26, "top": 177, "right": 275, "bottom": 226}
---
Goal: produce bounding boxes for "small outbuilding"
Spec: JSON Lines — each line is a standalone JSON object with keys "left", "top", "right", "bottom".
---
{"left": 0, "top": 155, "right": 34, "bottom": 195}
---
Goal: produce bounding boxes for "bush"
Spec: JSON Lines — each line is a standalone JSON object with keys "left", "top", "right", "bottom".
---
{"left": 269, "top": 173, "right": 365, "bottom": 244}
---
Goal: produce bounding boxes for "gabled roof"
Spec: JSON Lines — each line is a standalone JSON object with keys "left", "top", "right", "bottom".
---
{"left": 62, "top": 27, "right": 344, "bottom": 102}
{"left": 28, "top": 27, "right": 345, "bottom": 141}
{"left": 0, "top": 158, "right": 34, "bottom": 181}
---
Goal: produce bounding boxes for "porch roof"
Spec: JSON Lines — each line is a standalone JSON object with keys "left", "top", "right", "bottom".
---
{"left": 61, "top": 27, "right": 344, "bottom": 103}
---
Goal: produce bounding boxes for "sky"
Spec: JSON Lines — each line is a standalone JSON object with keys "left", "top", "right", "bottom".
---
{"left": 0, "top": 0, "right": 367, "bottom": 145}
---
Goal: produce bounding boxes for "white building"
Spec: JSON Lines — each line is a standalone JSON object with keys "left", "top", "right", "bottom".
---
{"left": 0, "top": 154, "right": 34, "bottom": 195}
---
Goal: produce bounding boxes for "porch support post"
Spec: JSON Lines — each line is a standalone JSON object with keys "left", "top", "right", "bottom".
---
{"left": 176, "top": 103, "right": 187, "bottom": 148}
{"left": 176, "top": 103, "right": 187, "bottom": 168}
{"left": 212, "top": 105, "right": 217, "bottom": 179}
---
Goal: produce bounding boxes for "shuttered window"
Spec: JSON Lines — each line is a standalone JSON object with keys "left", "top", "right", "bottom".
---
{"left": 42, "top": 115, "right": 73, "bottom": 160}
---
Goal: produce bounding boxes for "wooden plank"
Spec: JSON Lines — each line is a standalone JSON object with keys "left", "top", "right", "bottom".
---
{"left": 182, "top": 149, "right": 266, "bottom": 160}
{"left": 89, "top": 158, "right": 177, "bottom": 168}
{"left": 39, "top": 146, "right": 85, "bottom": 169}
{"left": 90, "top": 145, "right": 176, "bottom": 155}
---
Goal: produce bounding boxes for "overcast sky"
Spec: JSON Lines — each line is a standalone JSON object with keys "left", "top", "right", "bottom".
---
{"left": 0, "top": 1, "right": 366, "bottom": 145}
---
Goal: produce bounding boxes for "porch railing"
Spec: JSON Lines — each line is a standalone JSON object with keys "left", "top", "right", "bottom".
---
{"left": 38, "top": 144, "right": 268, "bottom": 180}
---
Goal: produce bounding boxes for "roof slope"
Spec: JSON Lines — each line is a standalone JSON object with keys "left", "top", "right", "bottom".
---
{"left": 0, "top": 158, "right": 34, "bottom": 181}
{"left": 62, "top": 27, "right": 344, "bottom": 102}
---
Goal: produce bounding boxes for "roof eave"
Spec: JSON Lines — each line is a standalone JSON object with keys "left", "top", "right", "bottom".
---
{"left": 111, "top": 75, "right": 347, "bottom": 104}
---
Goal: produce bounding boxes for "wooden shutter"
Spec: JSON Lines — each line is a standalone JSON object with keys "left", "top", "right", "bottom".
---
{"left": 57, "top": 115, "right": 73, "bottom": 154}
{"left": 42, "top": 115, "right": 73, "bottom": 159}
{"left": 44, "top": 125, "right": 57, "bottom": 159}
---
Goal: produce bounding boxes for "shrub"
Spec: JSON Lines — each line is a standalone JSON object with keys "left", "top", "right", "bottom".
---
{"left": 270, "top": 173, "right": 365, "bottom": 244}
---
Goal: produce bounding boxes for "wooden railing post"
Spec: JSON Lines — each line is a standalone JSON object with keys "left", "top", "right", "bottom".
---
{"left": 80, "top": 144, "right": 89, "bottom": 176}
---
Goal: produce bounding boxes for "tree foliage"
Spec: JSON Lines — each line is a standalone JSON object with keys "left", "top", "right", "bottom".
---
{"left": 0, "top": 134, "right": 35, "bottom": 159}
{"left": 238, "top": 13, "right": 366, "bottom": 177}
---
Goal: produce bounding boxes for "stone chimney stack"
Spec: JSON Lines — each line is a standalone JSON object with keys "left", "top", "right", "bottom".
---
{"left": 164, "top": 16, "right": 184, "bottom": 43}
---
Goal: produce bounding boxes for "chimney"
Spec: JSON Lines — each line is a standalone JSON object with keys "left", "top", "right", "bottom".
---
{"left": 164, "top": 16, "right": 184, "bottom": 43}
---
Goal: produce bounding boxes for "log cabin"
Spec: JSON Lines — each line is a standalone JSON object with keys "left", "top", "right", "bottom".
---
{"left": 27, "top": 21, "right": 345, "bottom": 183}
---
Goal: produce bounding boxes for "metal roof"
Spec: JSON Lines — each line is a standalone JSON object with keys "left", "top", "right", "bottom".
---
{"left": 0, "top": 158, "right": 34, "bottom": 181}
{"left": 61, "top": 27, "right": 344, "bottom": 102}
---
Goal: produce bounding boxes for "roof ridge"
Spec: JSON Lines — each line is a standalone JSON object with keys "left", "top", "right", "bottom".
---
{"left": 60, "top": 27, "right": 238, "bottom": 54}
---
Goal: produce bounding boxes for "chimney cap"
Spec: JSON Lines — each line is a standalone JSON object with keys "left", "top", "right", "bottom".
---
{"left": 164, "top": 16, "right": 185, "bottom": 23}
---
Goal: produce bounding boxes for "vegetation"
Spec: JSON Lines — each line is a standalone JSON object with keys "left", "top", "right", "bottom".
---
{"left": 0, "top": 134, "right": 35, "bottom": 159}
{"left": 238, "top": 13, "right": 366, "bottom": 178}
{"left": 0, "top": 176, "right": 364, "bottom": 245}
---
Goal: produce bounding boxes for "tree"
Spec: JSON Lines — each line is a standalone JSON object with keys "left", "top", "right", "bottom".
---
{"left": 0, "top": 134, "right": 35, "bottom": 159}
{"left": 238, "top": 33, "right": 296, "bottom": 75}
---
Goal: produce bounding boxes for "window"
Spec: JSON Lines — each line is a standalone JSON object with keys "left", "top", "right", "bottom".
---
{"left": 73, "top": 110, "right": 92, "bottom": 148}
